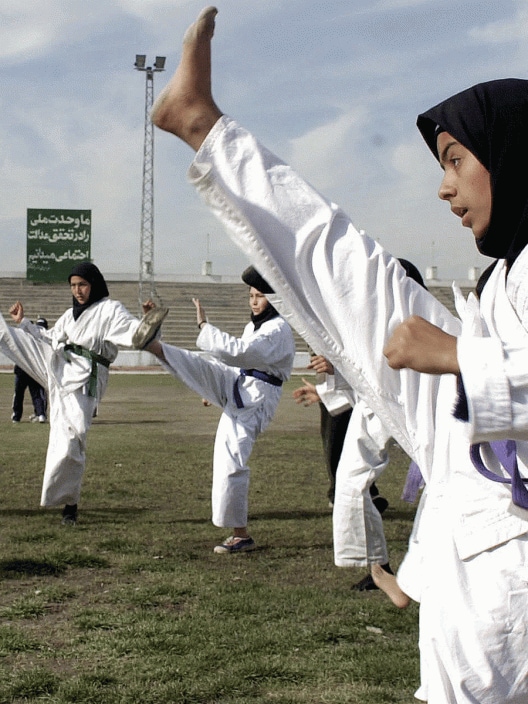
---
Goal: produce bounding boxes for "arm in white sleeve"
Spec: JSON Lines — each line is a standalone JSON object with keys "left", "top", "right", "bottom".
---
{"left": 197, "top": 319, "right": 293, "bottom": 378}
{"left": 19, "top": 317, "right": 52, "bottom": 343}
{"left": 98, "top": 300, "right": 141, "bottom": 349}
{"left": 197, "top": 322, "right": 264, "bottom": 366}
{"left": 315, "top": 374, "right": 354, "bottom": 416}
{"left": 189, "top": 116, "right": 461, "bottom": 465}
{"left": 458, "top": 336, "right": 528, "bottom": 441}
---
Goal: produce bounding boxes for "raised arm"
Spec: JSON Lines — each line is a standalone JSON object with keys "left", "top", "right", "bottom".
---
{"left": 193, "top": 298, "right": 208, "bottom": 328}
{"left": 9, "top": 301, "right": 24, "bottom": 324}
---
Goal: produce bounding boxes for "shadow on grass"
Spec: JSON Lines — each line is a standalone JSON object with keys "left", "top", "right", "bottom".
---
{"left": 255, "top": 541, "right": 334, "bottom": 552}
{"left": 92, "top": 419, "right": 170, "bottom": 425}
{"left": 0, "top": 551, "right": 110, "bottom": 579}
{"left": 78, "top": 508, "right": 150, "bottom": 516}
{"left": 0, "top": 507, "right": 150, "bottom": 518}
{"left": 166, "top": 509, "right": 332, "bottom": 526}
{"left": 0, "top": 558, "right": 66, "bottom": 578}
{"left": 378, "top": 508, "right": 418, "bottom": 521}
{"left": 251, "top": 509, "right": 332, "bottom": 521}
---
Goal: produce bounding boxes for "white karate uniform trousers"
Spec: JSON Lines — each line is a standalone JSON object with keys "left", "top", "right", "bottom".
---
{"left": 333, "top": 399, "right": 391, "bottom": 567}
{"left": 160, "top": 343, "right": 281, "bottom": 527}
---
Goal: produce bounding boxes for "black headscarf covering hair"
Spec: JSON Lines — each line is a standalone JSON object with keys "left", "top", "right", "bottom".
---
{"left": 241, "top": 265, "right": 274, "bottom": 294}
{"left": 241, "top": 265, "right": 279, "bottom": 330}
{"left": 68, "top": 262, "right": 109, "bottom": 320}
{"left": 417, "top": 78, "right": 528, "bottom": 267}
{"left": 398, "top": 258, "right": 427, "bottom": 290}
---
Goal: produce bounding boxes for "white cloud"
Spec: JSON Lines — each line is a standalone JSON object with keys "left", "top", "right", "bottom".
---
{"left": 0, "top": 1, "right": 121, "bottom": 61}
{"left": 370, "top": 0, "right": 431, "bottom": 10}
{"left": 390, "top": 138, "right": 438, "bottom": 198}
{"left": 469, "top": 3, "right": 528, "bottom": 44}
{"left": 115, "top": 0, "right": 194, "bottom": 18}
{"left": 0, "top": 2, "right": 62, "bottom": 59}
{"left": 286, "top": 108, "right": 368, "bottom": 193}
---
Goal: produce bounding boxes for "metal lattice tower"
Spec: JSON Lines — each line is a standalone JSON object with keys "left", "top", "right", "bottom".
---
{"left": 134, "top": 54, "right": 165, "bottom": 314}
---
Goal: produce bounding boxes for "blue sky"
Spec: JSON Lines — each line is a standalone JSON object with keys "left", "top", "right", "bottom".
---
{"left": 1, "top": 0, "right": 527, "bottom": 281}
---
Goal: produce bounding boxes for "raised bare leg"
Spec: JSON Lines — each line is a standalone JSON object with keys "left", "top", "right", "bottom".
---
{"left": 151, "top": 6, "right": 223, "bottom": 151}
{"left": 145, "top": 339, "right": 165, "bottom": 361}
{"left": 371, "top": 563, "right": 411, "bottom": 609}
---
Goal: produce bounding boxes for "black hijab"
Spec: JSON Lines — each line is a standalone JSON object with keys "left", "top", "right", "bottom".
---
{"left": 251, "top": 303, "right": 279, "bottom": 331}
{"left": 68, "top": 262, "right": 109, "bottom": 320}
{"left": 417, "top": 78, "right": 528, "bottom": 268}
{"left": 241, "top": 265, "right": 279, "bottom": 330}
{"left": 398, "top": 258, "right": 427, "bottom": 290}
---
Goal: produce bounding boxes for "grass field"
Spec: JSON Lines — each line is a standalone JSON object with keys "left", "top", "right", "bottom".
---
{"left": 0, "top": 372, "right": 419, "bottom": 703}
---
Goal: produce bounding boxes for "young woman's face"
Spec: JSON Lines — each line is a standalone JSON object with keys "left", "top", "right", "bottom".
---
{"left": 436, "top": 131, "right": 492, "bottom": 243}
{"left": 70, "top": 276, "right": 91, "bottom": 305}
{"left": 249, "top": 287, "right": 268, "bottom": 316}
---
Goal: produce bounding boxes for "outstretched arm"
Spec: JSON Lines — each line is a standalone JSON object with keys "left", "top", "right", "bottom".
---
{"left": 293, "top": 378, "right": 321, "bottom": 407}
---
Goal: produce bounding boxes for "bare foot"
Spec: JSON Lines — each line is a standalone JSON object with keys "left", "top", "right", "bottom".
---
{"left": 371, "top": 564, "right": 410, "bottom": 609}
{"left": 151, "top": 6, "right": 223, "bottom": 150}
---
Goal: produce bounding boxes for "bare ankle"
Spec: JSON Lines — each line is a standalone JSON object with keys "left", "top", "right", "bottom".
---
{"left": 233, "top": 528, "right": 249, "bottom": 539}
{"left": 371, "top": 564, "right": 410, "bottom": 609}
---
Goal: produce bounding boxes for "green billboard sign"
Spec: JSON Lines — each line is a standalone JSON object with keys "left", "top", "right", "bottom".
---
{"left": 27, "top": 209, "right": 91, "bottom": 282}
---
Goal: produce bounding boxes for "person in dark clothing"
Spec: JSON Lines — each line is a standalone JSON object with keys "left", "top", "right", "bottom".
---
{"left": 11, "top": 317, "right": 48, "bottom": 424}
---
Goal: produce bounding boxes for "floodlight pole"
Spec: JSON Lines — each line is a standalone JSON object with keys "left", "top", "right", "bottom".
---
{"left": 134, "top": 55, "right": 165, "bottom": 314}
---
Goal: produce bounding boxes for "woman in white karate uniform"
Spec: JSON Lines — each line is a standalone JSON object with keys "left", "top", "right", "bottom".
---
{"left": 295, "top": 259, "right": 427, "bottom": 592}
{"left": 0, "top": 262, "right": 161, "bottom": 525}
{"left": 146, "top": 266, "right": 295, "bottom": 554}
{"left": 147, "top": 8, "right": 528, "bottom": 702}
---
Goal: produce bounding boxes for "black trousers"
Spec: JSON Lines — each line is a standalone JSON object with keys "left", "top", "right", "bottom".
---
{"left": 12, "top": 365, "right": 47, "bottom": 421}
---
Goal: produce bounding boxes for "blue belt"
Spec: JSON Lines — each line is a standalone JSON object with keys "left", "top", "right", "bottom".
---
{"left": 233, "top": 369, "right": 283, "bottom": 409}
{"left": 470, "top": 440, "right": 528, "bottom": 509}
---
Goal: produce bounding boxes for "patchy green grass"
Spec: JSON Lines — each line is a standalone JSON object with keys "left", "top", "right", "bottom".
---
{"left": 0, "top": 373, "right": 419, "bottom": 703}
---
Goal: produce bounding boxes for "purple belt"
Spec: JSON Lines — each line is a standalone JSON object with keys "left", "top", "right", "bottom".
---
{"left": 401, "top": 440, "right": 528, "bottom": 509}
{"left": 470, "top": 440, "right": 528, "bottom": 509}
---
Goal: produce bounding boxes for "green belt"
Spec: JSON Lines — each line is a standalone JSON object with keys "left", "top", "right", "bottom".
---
{"left": 63, "top": 343, "right": 111, "bottom": 397}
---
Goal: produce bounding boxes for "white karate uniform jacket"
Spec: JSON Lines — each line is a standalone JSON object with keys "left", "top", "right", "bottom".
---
{"left": 0, "top": 298, "right": 140, "bottom": 506}
{"left": 185, "top": 115, "right": 528, "bottom": 704}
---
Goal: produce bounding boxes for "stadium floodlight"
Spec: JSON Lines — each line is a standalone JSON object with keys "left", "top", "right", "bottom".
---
{"left": 133, "top": 54, "right": 166, "bottom": 313}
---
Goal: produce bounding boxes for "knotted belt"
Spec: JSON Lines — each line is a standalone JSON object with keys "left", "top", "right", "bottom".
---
{"left": 396, "top": 440, "right": 528, "bottom": 509}
{"left": 63, "top": 343, "right": 111, "bottom": 397}
{"left": 233, "top": 368, "right": 283, "bottom": 409}
{"left": 470, "top": 440, "right": 528, "bottom": 509}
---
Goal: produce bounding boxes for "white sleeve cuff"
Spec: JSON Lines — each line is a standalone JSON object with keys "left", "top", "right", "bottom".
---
{"left": 457, "top": 335, "right": 512, "bottom": 440}
{"left": 316, "top": 376, "right": 352, "bottom": 416}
